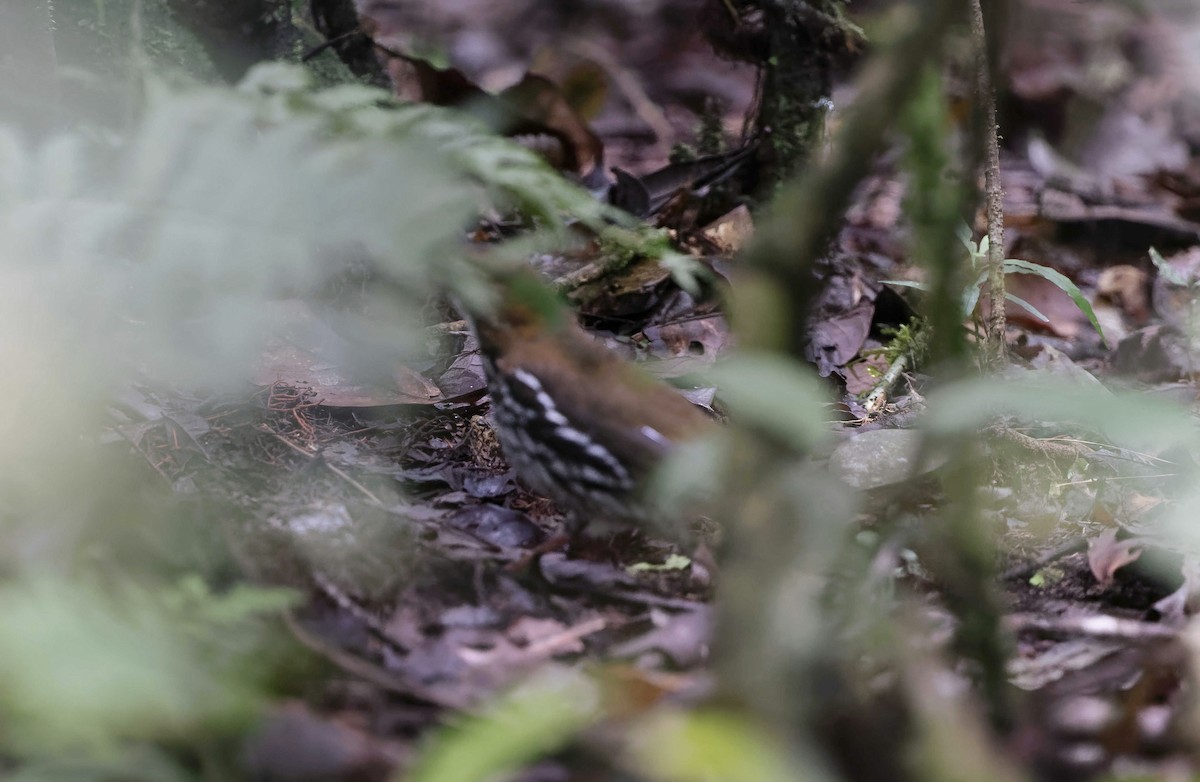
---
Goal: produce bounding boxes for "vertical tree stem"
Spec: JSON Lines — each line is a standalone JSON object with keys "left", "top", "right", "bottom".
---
{"left": 973, "top": 0, "right": 1007, "bottom": 366}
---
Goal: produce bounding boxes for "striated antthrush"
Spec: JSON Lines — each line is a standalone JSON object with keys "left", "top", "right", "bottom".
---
{"left": 459, "top": 277, "right": 714, "bottom": 542}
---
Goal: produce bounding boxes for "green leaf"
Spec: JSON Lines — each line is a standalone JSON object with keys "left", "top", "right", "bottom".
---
{"left": 1001, "top": 259, "right": 1106, "bottom": 346}
{"left": 1150, "top": 246, "right": 1189, "bottom": 287}
{"left": 649, "top": 432, "right": 725, "bottom": 521}
{"left": 0, "top": 578, "right": 281, "bottom": 754}
{"left": 3, "top": 63, "right": 635, "bottom": 391}
{"left": 659, "top": 251, "right": 706, "bottom": 296}
{"left": 962, "top": 268, "right": 988, "bottom": 317}
{"left": 925, "top": 378, "right": 1189, "bottom": 449}
{"left": 703, "top": 352, "right": 830, "bottom": 450}
{"left": 627, "top": 554, "right": 693, "bottom": 573}
{"left": 408, "top": 671, "right": 601, "bottom": 782}
{"left": 1156, "top": 484, "right": 1200, "bottom": 560}
{"left": 1003, "top": 292, "right": 1049, "bottom": 324}
{"left": 955, "top": 222, "right": 974, "bottom": 248}
{"left": 629, "top": 709, "right": 830, "bottom": 782}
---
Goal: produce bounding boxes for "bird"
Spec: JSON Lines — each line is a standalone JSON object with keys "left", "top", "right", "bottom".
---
{"left": 458, "top": 274, "right": 715, "bottom": 545}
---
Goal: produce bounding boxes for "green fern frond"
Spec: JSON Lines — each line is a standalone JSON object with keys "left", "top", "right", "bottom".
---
{"left": 237, "top": 63, "right": 625, "bottom": 233}
{"left": 0, "top": 63, "right": 623, "bottom": 387}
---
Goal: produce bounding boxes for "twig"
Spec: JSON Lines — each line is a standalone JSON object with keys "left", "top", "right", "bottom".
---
{"left": 999, "top": 538, "right": 1087, "bottom": 582}
{"left": 550, "top": 260, "right": 611, "bottom": 292}
{"left": 862, "top": 352, "right": 909, "bottom": 414}
{"left": 428, "top": 318, "right": 468, "bottom": 336}
{"left": 257, "top": 424, "right": 388, "bottom": 508}
{"left": 283, "top": 611, "right": 459, "bottom": 707}
{"left": 1005, "top": 612, "right": 1177, "bottom": 641}
{"left": 985, "top": 423, "right": 1092, "bottom": 460}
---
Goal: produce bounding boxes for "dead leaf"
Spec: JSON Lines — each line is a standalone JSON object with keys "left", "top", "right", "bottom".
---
{"left": 456, "top": 616, "right": 606, "bottom": 668}
{"left": 806, "top": 300, "right": 875, "bottom": 377}
{"left": 500, "top": 73, "right": 604, "bottom": 173}
{"left": 1112, "top": 325, "right": 1196, "bottom": 382}
{"left": 446, "top": 505, "right": 542, "bottom": 549}
{"left": 639, "top": 315, "right": 732, "bottom": 370}
{"left": 1088, "top": 528, "right": 1144, "bottom": 587}
{"left": 357, "top": 8, "right": 605, "bottom": 174}
{"left": 256, "top": 342, "right": 442, "bottom": 407}
{"left": 594, "top": 664, "right": 700, "bottom": 718}
{"left": 242, "top": 702, "right": 395, "bottom": 782}
{"left": 843, "top": 351, "right": 890, "bottom": 398}
{"left": 702, "top": 205, "right": 754, "bottom": 254}
{"left": 1151, "top": 247, "right": 1200, "bottom": 330}
{"left": 609, "top": 607, "right": 713, "bottom": 668}
{"left": 1097, "top": 265, "right": 1151, "bottom": 323}
{"left": 1002, "top": 272, "right": 1091, "bottom": 339}
{"left": 1153, "top": 556, "right": 1200, "bottom": 625}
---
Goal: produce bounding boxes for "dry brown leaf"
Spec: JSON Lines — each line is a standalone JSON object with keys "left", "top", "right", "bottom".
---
{"left": 256, "top": 343, "right": 442, "bottom": 407}
{"left": 702, "top": 205, "right": 754, "bottom": 254}
{"left": 1003, "top": 272, "right": 1091, "bottom": 339}
{"left": 1097, "top": 265, "right": 1151, "bottom": 323}
{"left": 1088, "top": 528, "right": 1144, "bottom": 587}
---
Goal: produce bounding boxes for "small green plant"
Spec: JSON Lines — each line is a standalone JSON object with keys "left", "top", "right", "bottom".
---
{"left": 871, "top": 318, "right": 930, "bottom": 367}
{"left": 884, "top": 225, "right": 1106, "bottom": 348}
{"left": 852, "top": 318, "right": 931, "bottom": 408}
{"left": 1149, "top": 245, "right": 1200, "bottom": 371}
{"left": 1149, "top": 246, "right": 1189, "bottom": 286}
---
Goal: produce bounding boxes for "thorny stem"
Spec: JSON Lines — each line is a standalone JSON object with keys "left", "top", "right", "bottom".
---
{"left": 973, "top": 0, "right": 1007, "bottom": 367}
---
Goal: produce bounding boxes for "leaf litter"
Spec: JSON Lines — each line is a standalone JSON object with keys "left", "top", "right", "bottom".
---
{"left": 99, "top": 0, "right": 1200, "bottom": 778}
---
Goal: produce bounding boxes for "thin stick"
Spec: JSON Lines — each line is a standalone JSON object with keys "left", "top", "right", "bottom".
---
{"left": 1005, "top": 612, "right": 1177, "bottom": 641}
{"left": 999, "top": 538, "right": 1087, "bottom": 581}
{"left": 258, "top": 424, "right": 388, "bottom": 508}
{"left": 862, "top": 352, "right": 909, "bottom": 414}
{"left": 972, "top": 0, "right": 1007, "bottom": 366}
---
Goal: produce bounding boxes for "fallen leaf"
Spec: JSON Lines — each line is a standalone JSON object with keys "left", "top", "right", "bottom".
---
{"left": 1097, "top": 265, "right": 1151, "bottom": 323}
{"left": 702, "top": 205, "right": 755, "bottom": 254}
{"left": 805, "top": 300, "right": 875, "bottom": 377}
{"left": 1087, "top": 528, "right": 1143, "bottom": 587}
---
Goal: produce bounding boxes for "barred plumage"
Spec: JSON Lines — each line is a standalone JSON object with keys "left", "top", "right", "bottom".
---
{"left": 461, "top": 281, "right": 712, "bottom": 538}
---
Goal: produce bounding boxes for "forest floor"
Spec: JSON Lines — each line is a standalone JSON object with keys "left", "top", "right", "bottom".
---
{"left": 112, "top": 1, "right": 1200, "bottom": 779}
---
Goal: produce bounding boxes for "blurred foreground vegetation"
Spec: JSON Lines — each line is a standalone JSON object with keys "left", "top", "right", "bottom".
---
{"left": 3, "top": 1, "right": 1200, "bottom": 781}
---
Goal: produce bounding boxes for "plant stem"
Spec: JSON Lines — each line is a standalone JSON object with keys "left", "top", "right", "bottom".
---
{"left": 718, "top": 0, "right": 970, "bottom": 734}
{"left": 973, "top": 0, "right": 1007, "bottom": 367}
